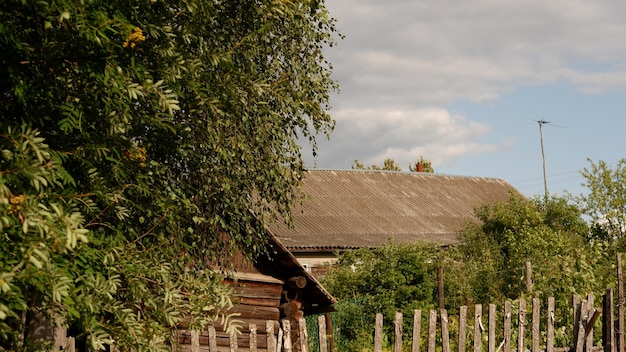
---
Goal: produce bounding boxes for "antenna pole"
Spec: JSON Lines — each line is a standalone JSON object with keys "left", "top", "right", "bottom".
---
{"left": 538, "top": 120, "right": 548, "bottom": 200}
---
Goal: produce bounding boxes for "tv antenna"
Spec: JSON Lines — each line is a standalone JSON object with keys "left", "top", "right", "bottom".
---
{"left": 533, "top": 118, "right": 565, "bottom": 200}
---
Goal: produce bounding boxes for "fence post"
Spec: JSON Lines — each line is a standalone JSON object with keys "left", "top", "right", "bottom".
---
{"left": 547, "top": 297, "right": 555, "bottom": 352}
{"left": 488, "top": 304, "right": 496, "bottom": 352}
{"left": 503, "top": 301, "right": 511, "bottom": 352}
{"left": 441, "top": 309, "right": 450, "bottom": 352}
{"left": 474, "top": 304, "right": 482, "bottom": 352}
{"left": 374, "top": 313, "right": 383, "bottom": 352}
{"left": 459, "top": 306, "right": 467, "bottom": 352}
{"left": 298, "top": 318, "right": 309, "bottom": 352}
{"left": 412, "top": 309, "right": 422, "bottom": 352}
{"left": 618, "top": 253, "right": 624, "bottom": 352}
{"left": 395, "top": 312, "right": 403, "bottom": 352}
{"left": 318, "top": 315, "right": 328, "bottom": 352}
{"left": 191, "top": 330, "right": 200, "bottom": 352}
{"left": 428, "top": 310, "right": 437, "bottom": 352}
{"left": 208, "top": 325, "right": 217, "bottom": 352}
{"left": 267, "top": 321, "right": 277, "bottom": 352}
{"left": 282, "top": 319, "right": 292, "bottom": 352}
{"left": 532, "top": 298, "right": 540, "bottom": 352}
{"left": 605, "top": 289, "right": 616, "bottom": 352}
{"left": 250, "top": 324, "right": 258, "bottom": 352}
{"left": 518, "top": 299, "right": 526, "bottom": 352}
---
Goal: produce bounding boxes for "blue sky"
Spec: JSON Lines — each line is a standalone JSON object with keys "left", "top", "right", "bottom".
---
{"left": 303, "top": 0, "right": 626, "bottom": 198}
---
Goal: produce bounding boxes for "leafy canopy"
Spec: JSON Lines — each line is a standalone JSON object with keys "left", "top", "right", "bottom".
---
{"left": 0, "top": 0, "right": 337, "bottom": 350}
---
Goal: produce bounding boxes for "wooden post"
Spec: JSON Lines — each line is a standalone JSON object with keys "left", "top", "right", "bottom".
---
{"left": 605, "top": 288, "right": 616, "bottom": 352}
{"left": 413, "top": 309, "right": 422, "bottom": 352}
{"left": 459, "top": 306, "right": 468, "bottom": 352}
{"left": 489, "top": 304, "right": 496, "bottom": 352}
{"left": 266, "top": 321, "right": 277, "bottom": 352}
{"left": 374, "top": 313, "right": 383, "bottom": 352}
{"left": 576, "top": 299, "right": 588, "bottom": 352}
{"left": 525, "top": 261, "right": 533, "bottom": 293}
{"left": 318, "top": 315, "right": 328, "bottom": 352}
{"left": 191, "top": 330, "right": 200, "bottom": 352}
{"left": 618, "top": 254, "right": 624, "bottom": 352}
{"left": 547, "top": 297, "right": 555, "bottom": 352}
{"left": 325, "top": 313, "right": 334, "bottom": 352}
{"left": 395, "top": 312, "right": 403, "bottom": 352}
{"left": 438, "top": 262, "right": 445, "bottom": 309}
{"left": 532, "top": 298, "right": 540, "bottom": 352}
{"left": 518, "top": 299, "right": 526, "bottom": 352}
{"left": 428, "top": 310, "right": 437, "bottom": 352}
{"left": 503, "top": 301, "right": 512, "bottom": 352}
{"left": 574, "top": 295, "right": 582, "bottom": 351}
{"left": 474, "top": 304, "right": 482, "bottom": 352}
{"left": 229, "top": 330, "right": 238, "bottom": 352}
{"left": 441, "top": 309, "right": 450, "bottom": 352}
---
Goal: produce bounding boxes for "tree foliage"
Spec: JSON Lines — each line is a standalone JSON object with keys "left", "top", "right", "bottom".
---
{"left": 351, "top": 158, "right": 402, "bottom": 171}
{"left": 580, "top": 158, "right": 626, "bottom": 241}
{"left": 0, "top": 0, "right": 337, "bottom": 350}
{"left": 409, "top": 156, "right": 434, "bottom": 173}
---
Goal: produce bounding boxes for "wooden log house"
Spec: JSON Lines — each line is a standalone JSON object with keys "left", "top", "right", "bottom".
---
{"left": 176, "top": 228, "right": 336, "bottom": 352}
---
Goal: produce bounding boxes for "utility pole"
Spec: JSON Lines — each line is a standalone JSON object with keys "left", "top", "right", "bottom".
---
{"left": 534, "top": 118, "right": 564, "bottom": 201}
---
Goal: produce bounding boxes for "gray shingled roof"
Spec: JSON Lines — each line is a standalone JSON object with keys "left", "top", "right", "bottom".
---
{"left": 267, "top": 169, "right": 517, "bottom": 251}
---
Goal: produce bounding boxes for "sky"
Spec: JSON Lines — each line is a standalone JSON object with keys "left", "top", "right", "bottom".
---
{"left": 302, "top": 0, "right": 626, "bottom": 198}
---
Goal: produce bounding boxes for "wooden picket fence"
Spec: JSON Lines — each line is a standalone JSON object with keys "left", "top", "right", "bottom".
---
{"left": 53, "top": 290, "right": 623, "bottom": 352}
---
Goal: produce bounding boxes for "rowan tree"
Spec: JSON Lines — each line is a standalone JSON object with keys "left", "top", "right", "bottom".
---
{"left": 0, "top": 0, "right": 337, "bottom": 350}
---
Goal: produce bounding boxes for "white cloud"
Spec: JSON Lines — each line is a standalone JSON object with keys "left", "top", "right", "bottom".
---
{"left": 311, "top": 0, "right": 626, "bottom": 172}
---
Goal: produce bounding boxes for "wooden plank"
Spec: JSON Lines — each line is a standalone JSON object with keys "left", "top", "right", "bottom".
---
{"left": 441, "top": 309, "right": 450, "bottom": 352}
{"left": 459, "top": 306, "right": 467, "bottom": 352}
{"left": 413, "top": 309, "right": 422, "bottom": 352}
{"left": 518, "top": 299, "right": 526, "bottom": 352}
{"left": 395, "top": 312, "right": 403, "bottom": 352}
{"left": 298, "top": 318, "right": 309, "bottom": 352}
{"left": 375, "top": 313, "right": 383, "bottom": 352}
{"left": 236, "top": 297, "right": 282, "bottom": 308}
{"left": 229, "top": 331, "right": 238, "bottom": 352}
{"left": 474, "top": 304, "right": 482, "bottom": 352}
{"left": 277, "top": 324, "right": 284, "bottom": 352}
{"left": 429, "top": 310, "right": 437, "bottom": 352}
{"left": 576, "top": 300, "right": 587, "bottom": 352}
{"left": 547, "top": 297, "right": 555, "bottom": 352}
{"left": 489, "top": 304, "right": 496, "bottom": 352}
{"left": 504, "top": 301, "right": 511, "bottom": 352}
{"left": 532, "top": 298, "right": 540, "bottom": 352}
{"left": 318, "top": 315, "right": 328, "bottom": 352}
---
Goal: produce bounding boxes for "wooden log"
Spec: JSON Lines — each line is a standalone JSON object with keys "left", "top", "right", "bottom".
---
{"left": 428, "top": 310, "right": 437, "bottom": 352}
{"left": 318, "top": 315, "right": 328, "bottom": 352}
{"left": 459, "top": 306, "right": 467, "bottom": 352}
{"left": 229, "top": 304, "right": 280, "bottom": 321}
{"left": 532, "top": 298, "right": 540, "bottom": 352}
{"left": 236, "top": 296, "right": 282, "bottom": 308}
{"left": 489, "top": 304, "right": 496, "bottom": 352}
{"left": 412, "top": 309, "right": 422, "bottom": 352}
{"left": 287, "top": 277, "right": 307, "bottom": 289}
{"left": 177, "top": 330, "right": 271, "bottom": 349}
{"left": 228, "top": 280, "right": 284, "bottom": 299}
{"left": 280, "top": 302, "right": 303, "bottom": 318}
{"left": 503, "top": 301, "right": 511, "bottom": 352}
{"left": 395, "top": 312, "right": 403, "bottom": 352}
{"left": 547, "top": 297, "right": 555, "bottom": 352}
{"left": 474, "top": 304, "right": 482, "bottom": 352}
{"left": 441, "top": 309, "right": 450, "bottom": 352}
{"left": 375, "top": 313, "right": 383, "bottom": 352}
